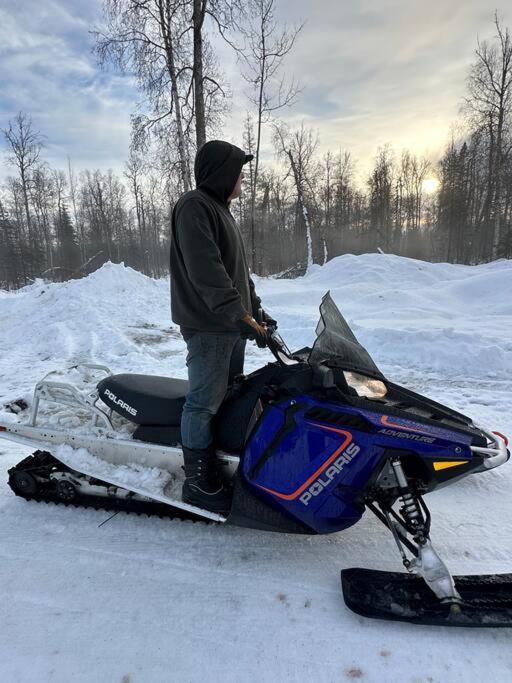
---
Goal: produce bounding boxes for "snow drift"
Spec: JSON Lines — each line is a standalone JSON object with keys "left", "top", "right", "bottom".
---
{"left": 1, "top": 254, "right": 511, "bottom": 415}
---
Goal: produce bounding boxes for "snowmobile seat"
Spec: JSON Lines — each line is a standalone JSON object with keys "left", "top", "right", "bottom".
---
{"left": 97, "top": 373, "right": 189, "bottom": 426}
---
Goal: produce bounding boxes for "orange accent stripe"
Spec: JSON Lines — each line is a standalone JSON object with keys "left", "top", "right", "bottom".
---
{"left": 255, "top": 423, "right": 352, "bottom": 501}
{"left": 380, "top": 415, "right": 429, "bottom": 434}
{"left": 433, "top": 460, "right": 468, "bottom": 471}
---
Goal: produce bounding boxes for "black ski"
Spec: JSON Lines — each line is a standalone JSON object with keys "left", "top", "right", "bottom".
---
{"left": 342, "top": 567, "right": 512, "bottom": 627}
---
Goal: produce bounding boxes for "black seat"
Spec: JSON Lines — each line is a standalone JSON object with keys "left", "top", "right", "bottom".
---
{"left": 97, "top": 374, "right": 189, "bottom": 426}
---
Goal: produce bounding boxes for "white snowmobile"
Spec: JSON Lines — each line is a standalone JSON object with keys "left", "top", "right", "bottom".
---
{"left": 1, "top": 293, "right": 511, "bottom": 626}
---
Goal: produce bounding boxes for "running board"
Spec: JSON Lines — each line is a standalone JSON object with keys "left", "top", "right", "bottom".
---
{"left": 0, "top": 422, "right": 239, "bottom": 469}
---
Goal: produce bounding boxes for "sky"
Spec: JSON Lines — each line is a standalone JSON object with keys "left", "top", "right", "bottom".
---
{"left": 1, "top": 0, "right": 511, "bottom": 186}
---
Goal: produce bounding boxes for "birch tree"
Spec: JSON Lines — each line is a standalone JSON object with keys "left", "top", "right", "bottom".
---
{"left": 274, "top": 122, "right": 318, "bottom": 272}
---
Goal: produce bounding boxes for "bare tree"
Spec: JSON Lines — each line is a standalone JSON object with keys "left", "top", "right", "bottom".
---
{"left": 94, "top": 0, "right": 195, "bottom": 191}
{"left": 95, "top": 0, "right": 232, "bottom": 189}
{"left": 274, "top": 122, "right": 318, "bottom": 271}
{"left": 178, "top": 0, "right": 240, "bottom": 148}
{"left": 398, "top": 151, "right": 430, "bottom": 232}
{"left": 192, "top": 0, "right": 207, "bottom": 148}
{"left": 368, "top": 147, "right": 394, "bottom": 251}
{"left": 67, "top": 156, "right": 86, "bottom": 262}
{"left": 463, "top": 12, "right": 512, "bottom": 259}
{"left": 31, "top": 165, "right": 58, "bottom": 270}
{"left": 322, "top": 150, "right": 354, "bottom": 258}
{"left": 2, "top": 112, "right": 44, "bottom": 241}
{"left": 240, "top": 0, "right": 303, "bottom": 269}
{"left": 320, "top": 151, "right": 334, "bottom": 264}
{"left": 125, "top": 150, "right": 150, "bottom": 272}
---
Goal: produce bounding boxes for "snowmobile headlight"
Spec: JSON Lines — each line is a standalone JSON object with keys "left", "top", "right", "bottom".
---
{"left": 343, "top": 371, "right": 387, "bottom": 399}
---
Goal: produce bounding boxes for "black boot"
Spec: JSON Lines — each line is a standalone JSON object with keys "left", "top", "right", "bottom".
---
{"left": 206, "top": 456, "right": 234, "bottom": 491}
{"left": 182, "top": 446, "right": 232, "bottom": 513}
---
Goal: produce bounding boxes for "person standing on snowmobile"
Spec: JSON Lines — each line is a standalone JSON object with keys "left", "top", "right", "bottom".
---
{"left": 170, "top": 139, "right": 275, "bottom": 512}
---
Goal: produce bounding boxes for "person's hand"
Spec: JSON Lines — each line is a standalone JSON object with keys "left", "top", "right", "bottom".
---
{"left": 237, "top": 313, "right": 268, "bottom": 348}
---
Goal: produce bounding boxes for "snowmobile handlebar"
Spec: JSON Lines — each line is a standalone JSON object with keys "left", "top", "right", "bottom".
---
{"left": 264, "top": 325, "right": 298, "bottom": 366}
{"left": 255, "top": 307, "right": 296, "bottom": 365}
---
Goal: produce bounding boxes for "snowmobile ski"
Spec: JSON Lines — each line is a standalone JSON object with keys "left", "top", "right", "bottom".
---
{"left": 341, "top": 568, "right": 512, "bottom": 627}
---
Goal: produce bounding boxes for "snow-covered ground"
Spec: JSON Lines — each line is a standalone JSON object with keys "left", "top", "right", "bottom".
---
{"left": 1, "top": 254, "right": 511, "bottom": 682}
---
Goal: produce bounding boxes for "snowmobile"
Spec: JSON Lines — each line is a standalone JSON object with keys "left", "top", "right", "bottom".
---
{"left": 1, "top": 292, "right": 511, "bottom": 627}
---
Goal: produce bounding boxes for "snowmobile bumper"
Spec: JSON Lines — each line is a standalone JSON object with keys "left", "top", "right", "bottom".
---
{"left": 341, "top": 568, "right": 512, "bottom": 627}
{"left": 471, "top": 427, "right": 509, "bottom": 472}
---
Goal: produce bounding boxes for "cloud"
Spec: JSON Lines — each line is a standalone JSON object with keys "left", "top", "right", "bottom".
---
{"left": 270, "top": 0, "right": 512, "bottom": 178}
{"left": 0, "top": 0, "right": 136, "bottom": 179}
{"left": 1, "top": 0, "right": 511, "bottom": 185}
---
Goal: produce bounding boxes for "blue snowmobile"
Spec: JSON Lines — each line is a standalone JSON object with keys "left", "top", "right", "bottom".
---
{"left": 2, "top": 293, "right": 511, "bottom": 627}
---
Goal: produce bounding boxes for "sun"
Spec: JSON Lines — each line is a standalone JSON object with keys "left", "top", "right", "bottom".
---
{"left": 422, "top": 177, "right": 440, "bottom": 195}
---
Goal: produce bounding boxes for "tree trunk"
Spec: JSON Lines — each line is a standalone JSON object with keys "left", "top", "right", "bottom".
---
{"left": 193, "top": 0, "right": 207, "bottom": 150}
{"left": 158, "top": 0, "right": 191, "bottom": 192}
{"left": 250, "top": 57, "right": 266, "bottom": 272}
{"left": 287, "top": 149, "right": 313, "bottom": 271}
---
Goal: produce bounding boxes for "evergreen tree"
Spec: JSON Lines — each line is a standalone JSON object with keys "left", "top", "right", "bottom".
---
{"left": 0, "top": 200, "right": 25, "bottom": 289}
{"left": 55, "top": 203, "right": 81, "bottom": 280}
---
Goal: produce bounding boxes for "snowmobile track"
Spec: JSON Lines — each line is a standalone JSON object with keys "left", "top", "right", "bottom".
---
{"left": 7, "top": 451, "right": 213, "bottom": 525}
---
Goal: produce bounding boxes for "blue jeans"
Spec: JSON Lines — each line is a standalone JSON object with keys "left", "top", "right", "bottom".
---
{"left": 181, "top": 332, "right": 246, "bottom": 450}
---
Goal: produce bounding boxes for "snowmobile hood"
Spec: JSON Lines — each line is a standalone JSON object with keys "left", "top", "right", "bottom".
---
{"left": 309, "top": 292, "right": 384, "bottom": 380}
{"left": 194, "top": 140, "right": 253, "bottom": 205}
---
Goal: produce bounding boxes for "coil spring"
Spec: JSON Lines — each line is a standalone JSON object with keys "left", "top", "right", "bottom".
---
{"left": 400, "top": 490, "right": 422, "bottom": 526}
{"left": 391, "top": 458, "right": 423, "bottom": 529}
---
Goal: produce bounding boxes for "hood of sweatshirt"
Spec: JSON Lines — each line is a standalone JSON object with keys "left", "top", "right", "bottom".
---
{"left": 194, "top": 140, "right": 253, "bottom": 205}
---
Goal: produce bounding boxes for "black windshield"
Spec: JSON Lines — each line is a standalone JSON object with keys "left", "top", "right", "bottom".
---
{"left": 308, "top": 292, "right": 384, "bottom": 379}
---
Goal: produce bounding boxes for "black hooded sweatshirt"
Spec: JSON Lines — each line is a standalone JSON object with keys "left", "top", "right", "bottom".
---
{"left": 170, "top": 140, "right": 260, "bottom": 337}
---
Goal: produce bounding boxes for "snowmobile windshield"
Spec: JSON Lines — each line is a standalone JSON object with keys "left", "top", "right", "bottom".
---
{"left": 308, "top": 292, "right": 384, "bottom": 380}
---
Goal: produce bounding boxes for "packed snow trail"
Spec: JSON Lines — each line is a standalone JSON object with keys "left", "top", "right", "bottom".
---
{"left": 1, "top": 254, "right": 512, "bottom": 682}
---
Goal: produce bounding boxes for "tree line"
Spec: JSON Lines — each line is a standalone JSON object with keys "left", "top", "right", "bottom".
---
{"left": 1, "top": 5, "right": 511, "bottom": 289}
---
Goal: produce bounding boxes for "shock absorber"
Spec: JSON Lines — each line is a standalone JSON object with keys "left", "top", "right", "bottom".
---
{"left": 391, "top": 457, "right": 426, "bottom": 543}
{"left": 391, "top": 456, "right": 462, "bottom": 605}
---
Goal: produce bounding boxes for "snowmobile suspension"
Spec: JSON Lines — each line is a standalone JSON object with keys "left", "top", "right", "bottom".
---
{"left": 392, "top": 459, "right": 422, "bottom": 531}
{"left": 391, "top": 456, "right": 431, "bottom": 547}
{"left": 369, "top": 456, "right": 461, "bottom": 605}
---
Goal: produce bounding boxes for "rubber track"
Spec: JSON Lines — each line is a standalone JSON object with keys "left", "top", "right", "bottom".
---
{"left": 8, "top": 450, "right": 213, "bottom": 525}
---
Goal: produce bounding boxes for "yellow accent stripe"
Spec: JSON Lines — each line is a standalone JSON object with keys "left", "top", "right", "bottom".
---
{"left": 433, "top": 460, "right": 468, "bottom": 471}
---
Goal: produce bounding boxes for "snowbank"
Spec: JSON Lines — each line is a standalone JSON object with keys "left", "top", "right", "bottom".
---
{"left": 256, "top": 253, "right": 512, "bottom": 377}
{"left": 1, "top": 255, "right": 511, "bottom": 414}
